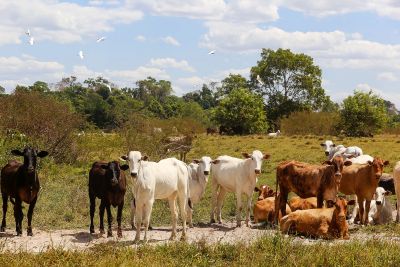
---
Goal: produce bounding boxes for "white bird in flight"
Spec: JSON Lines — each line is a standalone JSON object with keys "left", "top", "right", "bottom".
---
{"left": 25, "top": 29, "right": 31, "bottom": 37}
{"left": 28, "top": 37, "right": 34, "bottom": 46}
{"left": 256, "top": 75, "right": 264, "bottom": 85}
{"left": 208, "top": 50, "right": 216, "bottom": 55}
{"left": 78, "top": 50, "right": 84, "bottom": 59}
{"left": 96, "top": 36, "right": 106, "bottom": 43}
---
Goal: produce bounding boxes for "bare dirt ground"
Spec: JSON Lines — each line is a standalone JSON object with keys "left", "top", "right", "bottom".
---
{"left": 1, "top": 221, "right": 400, "bottom": 253}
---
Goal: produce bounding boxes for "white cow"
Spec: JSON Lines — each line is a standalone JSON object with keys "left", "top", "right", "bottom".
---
{"left": 268, "top": 130, "right": 281, "bottom": 137}
{"left": 349, "top": 187, "right": 393, "bottom": 225}
{"left": 210, "top": 150, "right": 270, "bottom": 227}
{"left": 122, "top": 151, "right": 190, "bottom": 243}
{"left": 187, "top": 156, "right": 218, "bottom": 227}
{"left": 349, "top": 154, "right": 373, "bottom": 164}
{"left": 394, "top": 161, "right": 400, "bottom": 222}
{"left": 320, "top": 140, "right": 363, "bottom": 160}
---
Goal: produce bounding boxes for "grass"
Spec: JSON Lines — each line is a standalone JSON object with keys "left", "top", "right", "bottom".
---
{"left": 1, "top": 234, "right": 400, "bottom": 266}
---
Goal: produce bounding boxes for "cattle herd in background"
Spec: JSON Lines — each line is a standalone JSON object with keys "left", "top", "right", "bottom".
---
{"left": 1, "top": 139, "right": 400, "bottom": 242}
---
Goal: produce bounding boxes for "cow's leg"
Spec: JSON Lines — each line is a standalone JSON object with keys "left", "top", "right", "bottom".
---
{"left": 216, "top": 188, "right": 227, "bottom": 224}
{"left": 364, "top": 200, "right": 371, "bottom": 225}
{"left": 177, "top": 191, "right": 187, "bottom": 241}
{"left": 358, "top": 197, "right": 365, "bottom": 225}
{"left": 209, "top": 181, "right": 219, "bottom": 224}
{"left": 142, "top": 200, "right": 153, "bottom": 243}
{"left": 117, "top": 201, "right": 124, "bottom": 238}
{"left": 1, "top": 194, "right": 8, "bottom": 232}
{"left": 274, "top": 193, "right": 280, "bottom": 225}
{"left": 317, "top": 193, "right": 324, "bottom": 208}
{"left": 13, "top": 198, "right": 23, "bottom": 236}
{"left": 106, "top": 204, "right": 113, "bottom": 237}
{"left": 187, "top": 203, "right": 193, "bottom": 228}
{"left": 235, "top": 190, "right": 243, "bottom": 227}
{"left": 89, "top": 194, "right": 96, "bottom": 234}
{"left": 168, "top": 195, "right": 178, "bottom": 241}
{"left": 99, "top": 199, "right": 105, "bottom": 235}
{"left": 279, "top": 190, "right": 289, "bottom": 218}
{"left": 134, "top": 202, "right": 143, "bottom": 243}
{"left": 130, "top": 199, "right": 136, "bottom": 230}
{"left": 245, "top": 193, "right": 252, "bottom": 227}
{"left": 27, "top": 197, "right": 37, "bottom": 236}
{"left": 397, "top": 196, "right": 400, "bottom": 223}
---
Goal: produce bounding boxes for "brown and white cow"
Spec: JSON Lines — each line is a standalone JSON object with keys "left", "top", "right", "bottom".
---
{"left": 254, "top": 184, "right": 275, "bottom": 201}
{"left": 253, "top": 196, "right": 291, "bottom": 223}
{"left": 339, "top": 157, "right": 389, "bottom": 225}
{"left": 280, "top": 197, "right": 355, "bottom": 239}
{"left": 275, "top": 156, "right": 351, "bottom": 223}
{"left": 288, "top": 196, "right": 317, "bottom": 212}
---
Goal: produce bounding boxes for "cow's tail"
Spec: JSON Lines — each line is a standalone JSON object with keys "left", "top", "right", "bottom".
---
{"left": 274, "top": 165, "right": 280, "bottom": 226}
{"left": 9, "top": 197, "right": 15, "bottom": 205}
{"left": 184, "top": 163, "right": 193, "bottom": 210}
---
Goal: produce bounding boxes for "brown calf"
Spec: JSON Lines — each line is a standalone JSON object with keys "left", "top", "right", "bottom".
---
{"left": 288, "top": 196, "right": 317, "bottom": 212}
{"left": 280, "top": 197, "right": 355, "bottom": 239}
{"left": 254, "top": 196, "right": 291, "bottom": 223}
{"left": 254, "top": 184, "right": 275, "bottom": 201}
{"left": 1, "top": 147, "right": 48, "bottom": 236}
{"left": 275, "top": 156, "right": 351, "bottom": 223}
{"left": 339, "top": 157, "right": 389, "bottom": 224}
{"left": 89, "top": 161, "right": 129, "bottom": 237}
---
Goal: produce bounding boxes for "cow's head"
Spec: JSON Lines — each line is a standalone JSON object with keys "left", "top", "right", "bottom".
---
{"left": 367, "top": 157, "right": 389, "bottom": 180}
{"left": 373, "top": 186, "right": 390, "bottom": 206}
{"left": 120, "top": 151, "right": 148, "bottom": 178}
{"left": 11, "top": 147, "right": 48, "bottom": 174}
{"left": 192, "top": 156, "right": 219, "bottom": 178}
{"left": 242, "top": 150, "right": 270, "bottom": 175}
{"left": 254, "top": 184, "right": 274, "bottom": 201}
{"left": 320, "top": 140, "right": 335, "bottom": 157}
{"left": 101, "top": 161, "right": 129, "bottom": 187}
{"left": 331, "top": 197, "right": 355, "bottom": 223}
{"left": 323, "top": 156, "right": 352, "bottom": 204}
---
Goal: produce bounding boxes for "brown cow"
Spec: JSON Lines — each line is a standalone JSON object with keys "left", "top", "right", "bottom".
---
{"left": 339, "top": 157, "right": 389, "bottom": 225}
{"left": 280, "top": 197, "right": 355, "bottom": 239}
{"left": 288, "top": 196, "right": 317, "bottom": 212}
{"left": 253, "top": 196, "right": 291, "bottom": 223}
{"left": 254, "top": 184, "right": 275, "bottom": 201}
{"left": 275, "top": 156, "right": 352, "bottom": 223}
{"left": 89, "top": 161, "right": 129, "bottom": 237}
{"left": 1, "top": 147, "right": 48, "bottom": 236}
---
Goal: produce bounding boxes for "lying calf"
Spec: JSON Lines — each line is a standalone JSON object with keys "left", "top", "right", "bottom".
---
{"left": 288, "top": 196, "right": 317, "bottom": 212}
{"left": 253, "top": 196, "right": 291, "bottom": 223}
{"left": 280, "top": 197, "right": 355, "bottom": 239}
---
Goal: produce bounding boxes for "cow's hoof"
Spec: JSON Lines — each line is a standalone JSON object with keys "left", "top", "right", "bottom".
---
{"left": 99, "top": 228, "right": 105, "bottom": 235}
{"left": 180, "top": 235, "right": 187, "bottom": 242}
{"left": 189, "top": 224, "right": 194, "bottom": 228}
{"left": 210, "top": 219, "right": 215, "bottom": 224}
{"left": 236, "top": 223, "right": 241, "bottom": 228}
{"left": 107, "top": 231, "right": 113, "bottom": 237}
{"left": 16, "top": 232, "right": 22, "bottom": 236}
{"left": 90, "top": 229, "right": 95, "bottom": 234}
{"left": 169, "top": 235, "right": 176, "bottom": 241}
{"left": 131, "top": 224, "right": 136, "bottom": 230}
{"left": 27, "top": 228, "right": 33, "bottom": 236}
{"left": 117, "top": 231, "right": 122, "bottom": 238}
{"left": 0, "top": 226, "right": 5, "bottom": 232}
{"left": 148, "top": 225, "right": 153, "bottom": 230}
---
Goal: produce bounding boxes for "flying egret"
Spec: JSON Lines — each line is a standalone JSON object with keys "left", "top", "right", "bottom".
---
{"left": 25, "top": 29, "right": 31, "bottom": 37}
{"left": 256, "top": 75, "right": 264, "bottom": 85}
{"left": 208, "top": 50, "right": 216, "bottom": 55}
{"left": 96, "top": 36, "right": 106, "bottom": 43}
{"left": 78, "top": 50, "right": 84, "bottom": 59}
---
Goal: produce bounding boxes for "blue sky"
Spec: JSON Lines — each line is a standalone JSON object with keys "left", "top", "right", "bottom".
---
{"left": 1, "top": 0, "right": 400, "bottom": 107}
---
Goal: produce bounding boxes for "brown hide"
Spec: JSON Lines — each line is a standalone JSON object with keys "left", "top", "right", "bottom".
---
{"left": 289, "top": 197, "right": 317, "bottom": 211}
{"left": 253, "top": 197, "right": 291, "bottom": 223}
{"left": 280, "top": 198, "right": 354, "bottom": 239}
{"left": 254, "top": 184, "right": 275, "bottom": 201}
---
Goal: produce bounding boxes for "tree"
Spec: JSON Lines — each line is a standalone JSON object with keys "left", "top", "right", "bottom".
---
{"left": 250, "top": 48, "right": 328, "bottom": 128}
{"left": 339, "top": 90, "right": 388, "bottom": 136}
{"left": 0, "top": 85, "right": 5, "bottom": 94}
{"left": 134, "top": 77, "right": 173, "bottom": 103}
{"left": 183, "top": 84, "right": 217, "bottom": 109}
{"left": 214, "top": 88, "right": 267, "bottom": 135}
{"left": 217, "top": 74, "right": 249, "bottom": 98}
{"left": 29, "top": 81, "right": 50, "bottom": 93}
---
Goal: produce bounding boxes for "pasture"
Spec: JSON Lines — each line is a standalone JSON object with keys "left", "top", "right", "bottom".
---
{"left": 1, "top": 133, "right": 400, "bottom": 265}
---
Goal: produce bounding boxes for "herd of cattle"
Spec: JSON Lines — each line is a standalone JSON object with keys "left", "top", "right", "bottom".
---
{"left": 1, "top": 140, "right": 400, "bottom": 242}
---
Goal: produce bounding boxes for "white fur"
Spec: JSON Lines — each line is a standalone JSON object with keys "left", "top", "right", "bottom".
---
{"left": 349, "top": 154, "right": 373, "bottom": 164}
{"left": 268, "top": 130, "right": 280, "bottom": 137}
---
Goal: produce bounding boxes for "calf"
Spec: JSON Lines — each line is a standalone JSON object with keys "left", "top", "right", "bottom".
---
{"left": 288, "top": 196, "right": 317, "bottom": 212}
{"left": 187, "top": 156, "right": 218, "bottom": 227}
{"left": 393, "top": 161, "right": 400, "bottom": 222}
{"left": 210, "top": 150, "right": 270, "bottom": 227}
{"left": 122, "top": 151, "right": 190, "bottom": 243}
{"left": 254, "top": 184, "right": 275, "bottom": 201}
{"left": 206, "top": 127, "right": 218, "bottom": 135}
{"left": 280, "top": 198, "right": 355, "bottom": 239}
{"left": 340, "top": 157, "right": 389, "bottom": 224}
{"left": 253, "top": 196, "right": 291, "bottom": 223}
{"left": 89, "top": 161, "right": 129, "bottom": 237}
{"left": 1, "top": 147, "right": 48, "bottom": 236}
{"left": 350, "top": 187, "right": 393, "bottom": 225}
{"left": 275, "top": 156, "right": 351, "bottom": 223}
{"left": 268, "top": 130, "right": 281, "bottom": 137}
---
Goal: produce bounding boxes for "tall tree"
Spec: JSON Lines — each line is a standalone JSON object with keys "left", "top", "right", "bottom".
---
{"left": 217, "top": 74, "right": 249, "bottom": 98}
{"left": 250, "top": 48, "right": 328, "bottom": 127}
{"left": 183, "top": 83, "right": 217, "bottom": 109}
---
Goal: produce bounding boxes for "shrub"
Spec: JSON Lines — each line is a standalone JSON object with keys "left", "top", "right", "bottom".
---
{"left": 280, "top": 111, "right": 339, "bottom": 135}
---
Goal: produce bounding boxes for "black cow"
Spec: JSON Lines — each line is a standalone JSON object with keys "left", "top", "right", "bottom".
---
{"left": 1, "top": 147, "right": 48, "bottom": 236}
{"left": 89, "top": 161, "right": 128, "bottom": 237}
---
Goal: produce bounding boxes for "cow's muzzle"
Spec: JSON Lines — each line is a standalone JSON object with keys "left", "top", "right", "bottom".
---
{"left": 376, "top": 201, "right": 382, "bottom": 205}
{"left": 131, "top": 172, "right": 138, "bottom": 178}
{"left": 204, "top": 171, "right": 210, "bottom": 175}
{"left": 111, "top": 178, "right": 118, "bottom": 186}
{"left": 335, "top": 172, "right": 342, "bottom": 177}
{"left": 255, "top": 169, "right": 261, "bottom": 174}
{"left": 325, "top": 151, "right": 330, "bottom": 156}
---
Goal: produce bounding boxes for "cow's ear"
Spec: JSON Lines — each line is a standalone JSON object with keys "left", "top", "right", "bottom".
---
{"left": 254, "top": 187, "right": 260, "bottom": 192}
{"left": 383, "top": 160, "right": 389, "bottom": 166}
{"left": 384, "top": 190, "right": 392, "bottom": 196}
{"left": 37, "top": 151, "right": 49, "bottom": 158}
{"left": 320, "top": 143, "right": 325, "bottom": 147}
{"left": 193, "top": 159, "right": 200, "bottom": 164}
{"left": 120, "top": 164, "right": 129, "bottom": 171}
{"left": 347, "top": 199, "right": 355, "bottom": 206}
{"left": 242, "top": 152, "right": 251, "bottom": 158}
{"left": 332, "top": 144, "right": 336, "bottom": 147}
{"left": 120, "top": 155, "right": 128, "bottom": 161}
{"left": 142, "top": 155, "right": 149, "bottom": 161}
{"left": 211, "top": 159, "right": 220, "bottom": 164}
{"left": 100, "top": 164, "right": 109, "bottom": 170}
{"left": 323, "top": 160, "right": 333, "bottom": 165}
{"left": 263, "top": 154, "right": 271, "bottom": 160}
{"left": 268, "top": 189, "right": 274, "bottom": 195}
{"left": 11, "top": 150, "right": 23, "bottom": 156}
{"left": 344, "top": 161, "right": 352, "bottom": 166}
{"left": 367, "top": 161, "right": 373, "bottom": 166}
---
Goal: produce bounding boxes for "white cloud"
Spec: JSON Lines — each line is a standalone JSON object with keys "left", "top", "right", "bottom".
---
{"left": 377, "top": 72, "right": 398, "bottom": 81}
{"left": 71, "top": 65, "right": 104, "bottom": 81}
{"left": 149, "top": 57, "right": 195, "bottom": 72}
{"left": 135, "top": 35, "right": 146, "bottom": 42}
{"left": 161, "top": 36, "right": 180, "bottom": 46}
{"left": 106, "top": 66, "right": 170, "bottom": 82}
{"left": 0, "top": 0, "right": 143, "bottom": 46}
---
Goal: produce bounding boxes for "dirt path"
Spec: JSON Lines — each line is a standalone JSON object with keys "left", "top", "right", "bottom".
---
{"left": 1, "top": 222, "right": 400, "bottom": 253}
